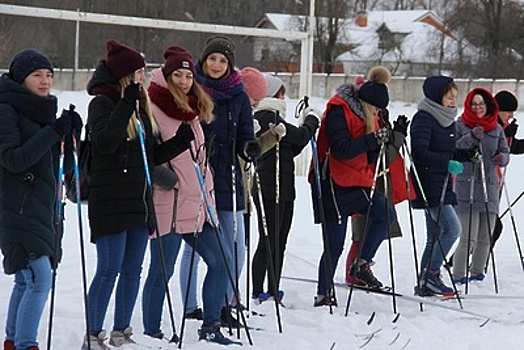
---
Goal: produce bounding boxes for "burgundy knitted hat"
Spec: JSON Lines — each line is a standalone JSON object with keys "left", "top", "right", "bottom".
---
{"left": 162, "top": 46, "right": 195, "bottom": 77}
{"left": 104, "top": 39, "right": 145, "bottom": 80}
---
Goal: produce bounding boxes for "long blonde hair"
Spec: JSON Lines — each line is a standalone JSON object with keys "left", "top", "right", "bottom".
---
{"left": 360, "top": 101, "right": 377, "bottom": 134}
{"left": 166, "top": 78, "right": 215, "bottom": 124}
{"left": 119, "top": 76, "right": 159, "bottom": 139}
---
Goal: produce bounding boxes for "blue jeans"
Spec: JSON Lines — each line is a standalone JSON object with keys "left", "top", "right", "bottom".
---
{"left": 420, "top": 205, "right": 461, "bottom": 273}
{"left": 142, "top": 232, "right": 182, "bottom": 335}
{"left": 87, "top": 225, "right": 149, "bottom": 335}
{"left": 317, "top": 194, "right": 394, "bottom": 295}
{"left": 179, "top": 242, "right": 201, "bottom": 313}
{"left": 182, "top": 223, "right": 231, "bottom": 328}
{"left": 180, "top": 211, "right": 242, "bottom": 308}
{"left": 5, "top": 256, "right": 52, "bottom": 350}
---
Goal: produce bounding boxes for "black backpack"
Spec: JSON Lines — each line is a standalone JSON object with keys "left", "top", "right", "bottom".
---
{"left": 65, "top": 127, "right": 91, "bottom": 203}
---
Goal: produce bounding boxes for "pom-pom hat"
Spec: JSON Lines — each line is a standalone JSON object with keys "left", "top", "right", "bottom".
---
{"left": 240, "top": 67, "right": 267, "bottom": 101}
{"left": 357, "top": 66, "right": 391, "bottom": 109}
{"left": 495, "top": 90, "right": 518, "bottom": 112}
{"left": 8, "top": 48, "right": 54, "bottom": 84}
{"left": 162, "top": 46, "right": 195, "bottom": 77}
{"left": 104, "top": 39, "right": 146, "bottom": 80}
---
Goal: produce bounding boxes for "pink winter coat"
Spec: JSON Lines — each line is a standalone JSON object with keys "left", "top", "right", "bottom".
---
{"left": 149, "top": 68, "right": 216, "bottom": 235}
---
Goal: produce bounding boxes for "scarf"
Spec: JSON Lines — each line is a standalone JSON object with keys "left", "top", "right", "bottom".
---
{"left": 148, "top": 81, "right": 200, "bottom": 121}
{"left": 254, "top": 98, "right": 286, "bottom": 118}
{"left": 335, "top": 84, "right": 366, "bottom": 120}
{"left": 461, "top": 87, "right": 499, "bottom": 132}
{"left": 195, "top": 61, "right": 244, "bottom": 101}
{"left": 417, "top": 97, "right": 457, "bottom": 128}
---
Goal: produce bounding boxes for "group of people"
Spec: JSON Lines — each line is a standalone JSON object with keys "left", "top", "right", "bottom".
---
{"left": 0, "top": 37, "right": 520, "bottom": 350}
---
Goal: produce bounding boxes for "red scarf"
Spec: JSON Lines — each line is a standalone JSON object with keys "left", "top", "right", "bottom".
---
{"left": 148, "top": 81, "right": 200, "bottom": 121}
{"left": 461, "top": 87, "right": 499, "bottom": 132}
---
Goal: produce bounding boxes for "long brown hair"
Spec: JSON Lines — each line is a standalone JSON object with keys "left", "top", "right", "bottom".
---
{"left": 119, "top": 75, "right": 159, "bottom": 139}
{"left": 166, "top": 77, "right": 215, "bottom": 124}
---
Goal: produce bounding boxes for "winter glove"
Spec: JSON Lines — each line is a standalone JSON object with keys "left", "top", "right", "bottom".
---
{"left": 467, "top": 146, "right": 482, "bottom": 163}
{"left": 176, "top": 123, "right": 195, "bottom": 144}
{"left": 244, "top": 140, "right": 261, "bottom": 161}
{"left": 253, "top": 119, "right": 261, "bottom": 134}
{"left": 448, "top": 160, "right": 464, "bottom": 175}
{"left": 269, "top": 122, "right": 287, "bottom": 139}
{"left": 471, "top": 125, "right": 484, "bottom": 140}
{"left": 374, "top": 127, "right": 392, "bottom": 145}
{"left": 52, "top": 109, "right": 72, "bottom": 136}
{"left": 122, "top": 82, "right": 140, "bottom": 106}
{"left": 491, "top": 152, "right": 506, "bottom": 166}
{"left": 163, "top": 123, "right": 194, "bottom": 158}
{"left": 70, "top": 110, "right": 83, "bottom": 132}
{"left": 505, "top": 119, "right": 519, "bottom": 138}
{"left": 393, "top": 115, "right": 409, "bottom": 136}
{"left": 300, "top": 106, "right": 322, "bottom": 125}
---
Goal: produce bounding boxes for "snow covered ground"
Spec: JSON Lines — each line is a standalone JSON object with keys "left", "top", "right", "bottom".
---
{"left": 1, "top": 91, "right": 524, "bottom": 349}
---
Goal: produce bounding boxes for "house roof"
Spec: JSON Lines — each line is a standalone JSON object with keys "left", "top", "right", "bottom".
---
{"left": 259, "top": 11, "right": 479, "bottom": 65}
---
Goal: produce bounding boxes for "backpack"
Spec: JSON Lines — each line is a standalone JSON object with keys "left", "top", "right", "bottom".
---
{"left": 65, "top": 127, "right": 91, "bottom": 203}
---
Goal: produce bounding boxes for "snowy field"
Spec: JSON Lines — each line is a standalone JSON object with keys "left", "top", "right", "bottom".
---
{"left": 1, "top": 91, "right": 524, "bottom": 349}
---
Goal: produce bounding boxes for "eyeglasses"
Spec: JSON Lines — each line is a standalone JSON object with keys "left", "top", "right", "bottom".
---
{"left": 471, "top": 102, "right": 486, "bottom": 109}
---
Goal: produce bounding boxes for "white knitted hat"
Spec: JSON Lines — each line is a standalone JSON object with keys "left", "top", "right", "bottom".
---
{"left": 264, "top": 74, "right": 284, "bottom": 98}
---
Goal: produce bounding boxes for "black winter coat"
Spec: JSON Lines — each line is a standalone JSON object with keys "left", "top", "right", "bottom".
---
{"left": 253, "top": 109, "right": 318, "bottom": 201}
{"left": 0, "top": 74, "right": 63, "bottom": 274}
{"left": 86, "top": 63, "right": 184, "bottom": 242}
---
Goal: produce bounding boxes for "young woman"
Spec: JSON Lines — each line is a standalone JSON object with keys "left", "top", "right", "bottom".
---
{"left": 82, "top": 40, "right": 190, "bottom": 350}
{"left": 311, "top": 66, "right": 398, "bottom": 306}
{"left": 142, "top": 45, "right": 236, "bottom": 345}
{"left": 181, "top": 35, "right": 259, "bottom": 325}
{"left": 410, "top": 76, "right": 469, "bottom": 296}
{"left": 452, "top": 88, "right": 509, "bottom": 285}
{"left": 0, "top": 49, "right": 81, "bottom": 350}
{"left": 251, "top": 74, "right": 320, "bottom": 303}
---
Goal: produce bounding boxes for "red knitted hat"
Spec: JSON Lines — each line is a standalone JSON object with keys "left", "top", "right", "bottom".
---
{"left": 162, "top": 46, "right": 195, "bottom": 77}
{"left": 104, "top": 39, "right": 145, "bottom": 80}
{"left": 240, "top": 67, "right": 267, "bottom": 101}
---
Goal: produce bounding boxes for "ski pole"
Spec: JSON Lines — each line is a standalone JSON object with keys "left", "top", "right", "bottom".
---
{"left": 477, "top": 141, "right": 499, "bottom": 293}
{"left": 72, "top": 131, "right": 92, "bottom": 350}
{"left": 500, "top": 189, "right": 524, "bottom": 218}
{"left": 136, "top": 116, "right": 179, "bottom": 343}
{"left": 47, "top": 134, "right": 66, "bottom": 350}
{"left": 298, "top": 96, "right": 336, "bottom": 315}
{"left": 274, "top": 111, "right": 282, "bottom": 308}
{"left": 500, "top": 172, "right": 524, "bottom": 270}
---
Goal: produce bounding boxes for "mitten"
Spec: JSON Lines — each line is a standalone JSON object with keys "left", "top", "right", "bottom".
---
{"left": 300, "top": 106, "right": 322, "bottom": 125}
{"left": 269, "top": 122, "right": 287, "bottom": 139}
{"left": 393, "top": 115, "right": 409, "bottom": 136}
{"left": 467, "top": 146, "right": 482, "bottom": 163}
{"left": 448, "top": 160, "right": 464, "bottom": 175}
{"left": 374, "top": 127, "right": 391, "bottom": 145}
{"left": 123, "top": 82, "right": 140, "bottom": 105}
{"left": 70, "top": 111, "right": 84, "bottom": 132}
{"left": 244, "top": 140, "right": 261, "bottom": 161}
{"left": 52, "top": 109, "right": 72, "bottom": 136}
{"left": 253, "top": 119, "right": 261, "bottom": 134}
{"left": 492, "top": 153, "right": 505, "bottom": 165}
{"left": 505, "top": 120, "right": 518, "bottom": 138}
{"left": 471, "top": 126, "right": 484, "bottom": 140}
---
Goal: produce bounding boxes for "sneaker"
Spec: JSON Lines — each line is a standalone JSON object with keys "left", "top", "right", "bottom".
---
{"left": 144, "top": 331, "right": 164, "bottom": 339}
{"left": 199, "top": 325, "right": 242, "bottom": 345}
{"left": 420, "top": 270, "right": 453, "bottom": 295}
{"left": 469, "top": 273, "right": 485, "bottom": 282}
{"left": 220, "top": 306, "right": 242, "bottom": 327}
{"left": 453, "top": 277, "right": 468, "bottom": 285}
{"left": 345, "top": 271, "right": 367, "bottom": 286}
{"left": 109, "top": 327, "right": 137, "bottom": 347}
{"left": 185, "top": 307, "right": 203, "bottom": 320}
{"left": 81, "top": 331, "right": 111, "bottom": 350}
{"left": 313, "top": 293, "right": 337, "bottom": 307}
{"left": 28, "top": 347, "right": 39, "bottom": 350}
{"left": 351, "top": 262, "right": 383, "bottom": 289}
{"left": 4, "top": 340, "right": 15, "bottom": 350}
{"left": 252, "top": 292, "right": 270, "bottom": 305}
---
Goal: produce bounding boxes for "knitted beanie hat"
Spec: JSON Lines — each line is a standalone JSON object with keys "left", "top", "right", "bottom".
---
{"left": 200, "top": 35, "right": 236, "bottom": 70}
{"left": 104, "top": 39, "right": 146, "bottom": 80}
{"left": 423, "top": 75, "right": 454, "bottom": 104}
{"left": 162, "top": 46, "right": 195, "bottom": 77}
{"left": 8, "top": 48, "right": 54, "bottom": 84}
{"left": 495, "top": 90, "right": 518, "bottom": 112}
{"left": 265, "top": 74, "right": 284, "bottom": 98}
{"left": 240, "top": 67, "right": 267, "bottom": 101}
{"left": 357, "top": 66, "right": 391, "bottom": 109}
